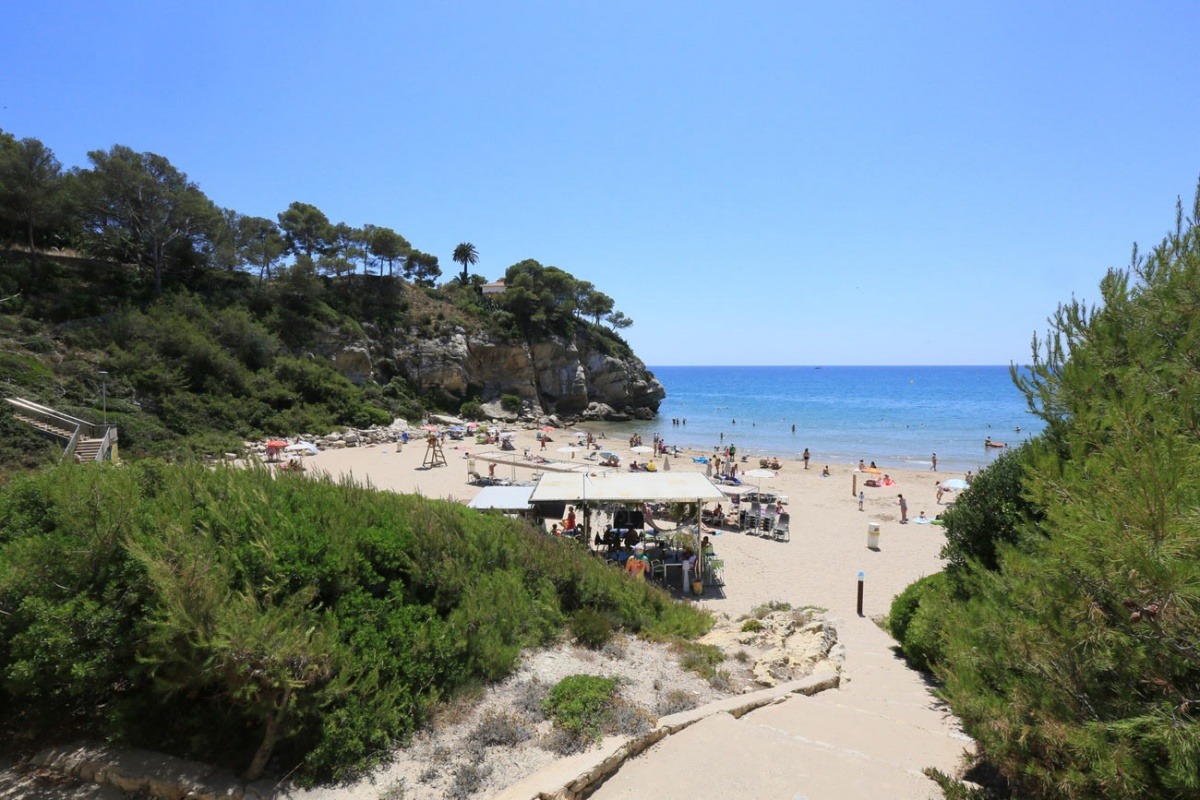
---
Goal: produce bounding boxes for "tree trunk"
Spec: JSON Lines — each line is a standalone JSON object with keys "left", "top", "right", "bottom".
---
{"left": 245, "top": 684, "right": 291, "bottom": 781}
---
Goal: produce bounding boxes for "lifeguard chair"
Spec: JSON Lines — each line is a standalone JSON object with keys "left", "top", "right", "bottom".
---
{"left": 422, "top": 434, "right": 447, "bottom": 468}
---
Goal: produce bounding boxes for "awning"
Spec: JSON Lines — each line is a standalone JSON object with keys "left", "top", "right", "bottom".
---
{"left": 468, "top": 485, "right": 535, "bottom": 511}
{"left": 529, "top": 471, "right": 725, "bottom": 503}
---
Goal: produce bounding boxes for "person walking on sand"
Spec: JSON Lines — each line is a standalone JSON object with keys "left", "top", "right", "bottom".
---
{"left": 802, "top": 448, "right": 810, "bottom": 469}
{"left": 858, "top": 490, "right": 865, "bottom": 511}
{"left": 936, "top": 482, "right": 944, "bottom": 504}
{"left": 897, "top": 494, "right": 908, "bottom": 524}
{"left": 931, "top": 452, "right": 938, "bottom": 471}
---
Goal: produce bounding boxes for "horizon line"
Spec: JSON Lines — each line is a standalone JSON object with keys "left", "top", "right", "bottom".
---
{"left": 645, "top": 363, "right": 1026, "bottom": 369}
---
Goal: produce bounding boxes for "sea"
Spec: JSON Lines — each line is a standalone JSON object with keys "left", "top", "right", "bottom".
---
{"left": 589, "top": 365, "right": 1042, "bottom": 474}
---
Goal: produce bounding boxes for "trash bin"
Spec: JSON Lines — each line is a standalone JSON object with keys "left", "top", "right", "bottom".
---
{"left": 867, "top": 522, "right": 881, "bottom": 550}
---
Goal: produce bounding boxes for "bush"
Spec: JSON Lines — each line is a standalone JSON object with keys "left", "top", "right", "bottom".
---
{"left": 607, "top": 699, "right": 654, "bottom": 737}
{"left": 459, "top": 400, "right": 482, "bottom": 420}
{"left": 543, "top": 674, "right": 618, "bottom": 743}
{"left": 471, "top": 709, "right": 533, "bottom": 747}
{"left": 676, "top": 641, "right": 725, "bottom": 681}
{"left": 657, "top": 690, "right": 698, "bottom": 716}
{"left": 0, "top": 462, "right": 711, "bottom": 783}
{"left": 570, "top": 608, "right": 614, "bottom": 649}
{"left": 750, "top": 600, "right": 791, "bottom": 619}
{"left": 887, "top": 572, "right": 948, "bottom": 672}
{"left": 740, "top": 619, "right": 764, "bottom": 632}
{"left": 500, "top": 394, "right": 521, "bottom": 412}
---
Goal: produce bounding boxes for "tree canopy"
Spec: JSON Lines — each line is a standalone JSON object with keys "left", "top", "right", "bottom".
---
{"left": 891, "top": 182, "right": 1200, "bottom": 799}
{"left": 0, "top": 127, "right": 643, "bottom": 458}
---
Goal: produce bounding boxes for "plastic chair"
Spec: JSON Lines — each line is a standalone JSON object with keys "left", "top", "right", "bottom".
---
{"left": 773, "top": 513, "right": 790, "bottom": 542}
{"left": 706, "top": 558, "right": 725, "bottom": 586}
{"left": 650, "top": 559, "right": 665, "bottom": 582}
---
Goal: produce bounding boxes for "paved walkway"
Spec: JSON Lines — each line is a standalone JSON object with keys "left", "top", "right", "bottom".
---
{"left": 589, "top": 618, "right": 970, "bottom": 800}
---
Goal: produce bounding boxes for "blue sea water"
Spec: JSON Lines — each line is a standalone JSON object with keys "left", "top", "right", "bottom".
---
{"left": 592, "top": 366, "right": 1042, "bottom": 473}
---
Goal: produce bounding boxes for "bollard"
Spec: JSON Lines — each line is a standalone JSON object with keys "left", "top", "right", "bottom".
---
{"left": 867, "top": 521, "right": 881, "bottom": 550}
{"left": 857, "top": 570, "right": 865, "bottom": 617}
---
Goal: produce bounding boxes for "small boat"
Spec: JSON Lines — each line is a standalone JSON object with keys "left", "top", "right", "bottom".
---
{"left": 984, "top": 439, "right": 1007, "bottom": 449}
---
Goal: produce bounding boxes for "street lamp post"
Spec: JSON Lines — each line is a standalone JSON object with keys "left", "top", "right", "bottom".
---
{"left": 98, "top": 371, "right": 108, "bottom": 425}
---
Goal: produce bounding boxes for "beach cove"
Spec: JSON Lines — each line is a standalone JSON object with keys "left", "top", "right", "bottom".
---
{"left": 281, "top": 422, "right": 974, "bottom": 799}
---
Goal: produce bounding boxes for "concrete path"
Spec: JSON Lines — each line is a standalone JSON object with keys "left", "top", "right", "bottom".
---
{"left": 590, "top": 619, "right": 970, "bottom": 800}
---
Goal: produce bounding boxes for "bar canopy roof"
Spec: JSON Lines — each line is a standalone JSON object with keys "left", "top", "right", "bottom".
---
{"left": 528, "top": 471, "right": 725, "bottom": 503}
{"left": 467, "top": 485, "right": 535, "bottom": 511}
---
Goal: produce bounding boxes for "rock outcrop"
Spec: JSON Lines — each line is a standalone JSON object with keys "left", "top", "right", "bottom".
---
{"left": 293, "top": 321, "right": 664, "bottom": 422}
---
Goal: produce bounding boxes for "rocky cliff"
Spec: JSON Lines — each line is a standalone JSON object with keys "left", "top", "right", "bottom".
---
{"left": 319, "top": 326, "right": 665, "bottom": 421}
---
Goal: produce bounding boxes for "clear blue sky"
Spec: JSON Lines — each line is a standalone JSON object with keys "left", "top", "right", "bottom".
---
{"left": 3, "top": 2, "right": 1197, "bottom": 365}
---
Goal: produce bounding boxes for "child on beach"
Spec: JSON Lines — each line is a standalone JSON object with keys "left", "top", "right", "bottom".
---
{"left": 858, "top": 490, "right": 865, "bottom": 511}
{"left": 897, "top": 494, "right": 908, "bottom": 524}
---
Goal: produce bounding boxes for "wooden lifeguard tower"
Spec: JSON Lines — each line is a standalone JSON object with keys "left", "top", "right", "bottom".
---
{"left": 422, "top": 433, "right": 447, "bottom": 468}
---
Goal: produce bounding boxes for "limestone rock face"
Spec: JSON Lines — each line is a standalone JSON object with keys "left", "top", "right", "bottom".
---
{"left": 303, "top": 320, "right": 664, "bottom": 421}
{"left": 390, "top": 330, "right": 663, "bottom": 420}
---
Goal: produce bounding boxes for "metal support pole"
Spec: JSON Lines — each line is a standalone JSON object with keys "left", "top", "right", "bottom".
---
{"left": 98, "top": 370, "right": 108, "bottom": 425}
{"left": 857, "top": 570, "right": 865, "bottom": 617}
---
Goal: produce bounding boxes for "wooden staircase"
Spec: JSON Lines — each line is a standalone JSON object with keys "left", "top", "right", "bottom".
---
{"left": 11, "top": 412, "right": 76, "bottom": 442}
{"left": 6, "top": 397, "right": 118, "bottom": 463}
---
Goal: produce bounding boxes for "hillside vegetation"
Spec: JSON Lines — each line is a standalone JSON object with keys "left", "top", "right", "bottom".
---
{"left": 0, "top": 461, "right": 711, "bottom": 782}
{"left": 890, "top": 185, "right": 1200, "bottom": 798}
{"left": 0, "top": 127, "right": 640, "bottom": 464}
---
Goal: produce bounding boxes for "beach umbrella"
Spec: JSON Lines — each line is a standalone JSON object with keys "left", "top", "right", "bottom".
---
{"left": 574, "top": 430, "right": 587, "bottom": 438}
{"left": 266, "top": 439, "right": 288, "bottom": 449}
{"left": 663, "top": 455, "right": 671, "bottom": 471}
{"left": 631, "top": 445, "right": 653, "bottom": 454}
{"left": 942, "top": 478, "right": 969, "bottom": 490}
{"left": 285, "top": 441, "right": 319, "bottom": 456}
{"left": 557, "top": 444, "right": 581, "bottom": 458}
{"left": 743, "top": 468, "right": 777, "bottom": 497}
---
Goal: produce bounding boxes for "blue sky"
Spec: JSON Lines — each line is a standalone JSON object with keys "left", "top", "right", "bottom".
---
{"left": 3, "top": 2, "right": 1198, "bottom": 366}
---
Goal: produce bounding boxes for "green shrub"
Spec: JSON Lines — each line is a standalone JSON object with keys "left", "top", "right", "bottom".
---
{"left": 750, "top": 600, "right": 791, "bottom": 619}
{"left": 500, "top": 394, "right": 521, "bottom": 412}
{"left": 570, "top": 608, "right": 614, "bottom": 649}
{"left": 740, "top": 619, "right": 764, "bottom": 632}
{"left": 459, "top": 400, "right": 482, "bottom": 420}
{"left": 887, "top": 572, "right": 947, "bottom": 672}
{"left": 0, "top": 462, "right": 710, "bottom": 783}
{"left": 543, "top": 674, "right": 618, "bottom": 743}
{"left": 676, "top": 641, "right": 725, "bottom": 681}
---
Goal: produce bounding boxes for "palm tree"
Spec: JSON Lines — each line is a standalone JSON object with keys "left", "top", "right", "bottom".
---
{"left": 452, "top": 242, "right": 478, "bottom": 285}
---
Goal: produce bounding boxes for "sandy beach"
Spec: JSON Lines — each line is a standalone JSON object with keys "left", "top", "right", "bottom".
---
{"left": 284, "top": 424, "right": 970, "bottom": 799}
{"left": 301, "top": 425, "right": 955, "bottom": 621}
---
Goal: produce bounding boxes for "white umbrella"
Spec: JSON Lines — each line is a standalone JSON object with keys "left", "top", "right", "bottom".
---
{"left": 557, "top": 445, "right": 581, "bottom": 459}
{"left": 942, "top": 478, "right": 969, "bottom": 490}
{"left": 743, "top": 468, "right": 777, "bottom": 497}
{"left": 631, "top": 445, "right": 653, "bottom": 454}
{"left": 284, "top": 441, "right": 319, "bottom": 456}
